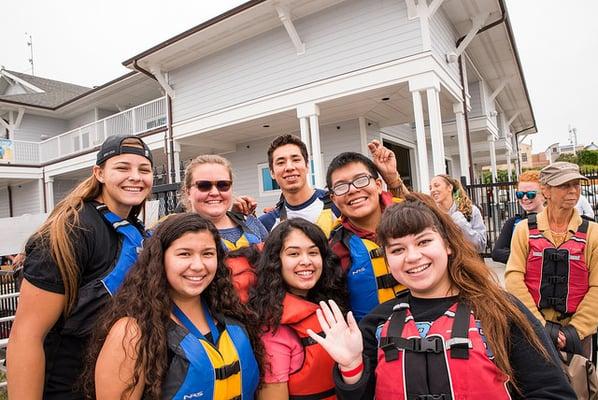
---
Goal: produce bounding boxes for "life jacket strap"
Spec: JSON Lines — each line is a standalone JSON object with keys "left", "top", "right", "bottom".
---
{"left": 449, "top": 302, "right": 472, "bottom": 359}
{"left": 369, "top": 246, "right": 384, "bottom": 259}
{"left": 214, "top": 360, "right": 240, "bottom": 380}
{"left": 300, "top": 332, "right": 325, "bottom": 347}
{"left": 409, "top": 394, "right": 451, "bottom": 400}
{"left": 289, "top": 387, "right": 336, "bottom": 400}
{"left": 380, "top": 336, "right": 444, "bottom": 356}
{"left": 376, "top": 273, "right": 399, "bottom": 289}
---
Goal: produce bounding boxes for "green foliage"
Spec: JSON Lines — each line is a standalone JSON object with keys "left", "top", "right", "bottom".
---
{"left": 577, "top": 150, "right": 598, "bottom": 166}
{"left": 481, "top": 169, "right": 517, "bottom": 183}
{"left": 555, "top": 153, "right": 577, "bottom": 163}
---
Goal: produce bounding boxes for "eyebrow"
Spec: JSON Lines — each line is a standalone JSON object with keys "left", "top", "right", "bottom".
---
{"left": 284, "top": 245, "right": 318, "bottom": 250}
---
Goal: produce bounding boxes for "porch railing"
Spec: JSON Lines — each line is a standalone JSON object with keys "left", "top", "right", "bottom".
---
{"left": 7, "top": 97, "right": 166, "bottom": 165}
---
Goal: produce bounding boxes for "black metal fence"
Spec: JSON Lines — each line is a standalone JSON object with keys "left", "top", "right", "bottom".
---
{"left": 465, "top": 168, "right": 598, "bottom": 258}
{"left": 0, "top": 270, "right": 20, "bottom": 340}
{"left": 151, "top": 183, "right": 181, "bottom": 217}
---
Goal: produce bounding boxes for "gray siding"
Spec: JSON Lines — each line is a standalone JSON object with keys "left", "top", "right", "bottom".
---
{"left": 0, "top": 187, "right": 9, "bottom": 217}
{"left": 171, "top": 0, "right": 422, "bottom": 123}
{"left": 429, "top": 8, "right": 459, "bottom": 78}
{"left": 53, "top": 179, "right": 82, "bottom": 205}
{"left": 11, "top": 180, "right": 43, "bottom": 216}
{"left": 14, "top": 114, "right": 68, "bottom": 142}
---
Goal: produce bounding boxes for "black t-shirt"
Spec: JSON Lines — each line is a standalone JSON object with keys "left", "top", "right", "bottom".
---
{"left": 22, "top": 202, "right": 137, "bottom": 400}
{"left": 334, "top": 292, "right": 576, "bottom": 400}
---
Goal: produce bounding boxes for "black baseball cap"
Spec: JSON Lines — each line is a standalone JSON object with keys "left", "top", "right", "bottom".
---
{"left": 96, "top": 135, "right": 153, "bottom": 166}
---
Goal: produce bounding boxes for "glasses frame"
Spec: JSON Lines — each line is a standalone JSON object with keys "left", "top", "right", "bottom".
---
{"left": 515, "top": 190, "right": 537, "bottom": 200}
{"left": 331, "top": 175, "right": 375, "bottom": 196}
{"left": 193, "top": 180, "right": 233, "bottom": 192}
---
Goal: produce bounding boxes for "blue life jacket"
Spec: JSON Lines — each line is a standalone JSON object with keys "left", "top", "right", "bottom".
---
{"left": 166, "top": 303, "right": 259, "bottom": 399}
{"left": 61, "top": 203, "right": 145, "bottom": 336}
{"left": 221, "top": 211, "right": 263, "bottom": 251}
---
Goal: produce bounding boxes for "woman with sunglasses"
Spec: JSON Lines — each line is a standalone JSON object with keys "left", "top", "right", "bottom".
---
{"left": 182, "top": 154, "right": 268, "bottom": 301}
{"left": 492, "top": 170, "right": 544, "bottom": 263}
{"left": 429, "top": 174, "right": 487, "bottom": 252}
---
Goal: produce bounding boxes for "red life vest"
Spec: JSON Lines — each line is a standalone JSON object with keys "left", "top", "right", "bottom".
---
{"left": 281, "top": 293, "right": 336, "bottom": 400}
{"left": 376, "top": 302, "right": 511, "bottom": 399}
{"left": 225, "top": 243, "right": 263, "bottom": 303}
{"left": 524, "top": 214, "right": 589, "bottom": 316}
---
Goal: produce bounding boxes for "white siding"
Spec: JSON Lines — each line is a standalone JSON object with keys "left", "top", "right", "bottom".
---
{"left": 13, "top": 114, "right": 68, "bottom": 142}
{"left": 171, "top": 0, "right": 422, "bottom": 123}
{"left": 468, "top": 81, "right": 483, "bottom": 117}
{"left": 0, "top": 187, "right": 9, "bottom": 217}
{"left": 67, "top": 109, "right": 96, "bottom": 131}
{"left": 53, "top": 178, "right": 82, "bottom": 205}
{"left": 11, "top": 180, "right": 43, "bottom": 216}
{"left": 429, "top": 8, "right": 459, "bottom": 79}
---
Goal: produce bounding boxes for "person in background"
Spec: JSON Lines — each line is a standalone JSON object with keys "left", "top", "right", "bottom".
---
{"left": 327, "top": 151, "right": 407, "bottom": 321}
{"left": 505, "top": 162, "right": 598, "bottom": 359}
{"left": 250, "top": 218, "right": 346, "bottom": 400}
{"left": 576, "top": 193, "right": 595, "bottom": 221}
{"left": 492, "top": 170, "right": 545, "bottom": 263}
{"left": 7, "top": 135, "right": 153, "bottom": 399}
{"left": 429, "top": 174, "right": 487, "bottom": 252}
{"left": 308, "top": 194, "right": 575, "bottom": 399}
{"left": 87, "top": 213, "right": 262, "bottom": 399}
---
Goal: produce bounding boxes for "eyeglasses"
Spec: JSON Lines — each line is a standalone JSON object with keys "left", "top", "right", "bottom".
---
{"left": 331, "top": 175, "right": 374, "bottom": 196}
{"left": 194, "top": 180, "right": 232, "bottom": 192}
{"left": 515, "top": 191, "right": 537, "bottom": 200}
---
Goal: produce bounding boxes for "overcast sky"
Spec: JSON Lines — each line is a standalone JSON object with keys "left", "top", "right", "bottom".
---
{"left": 2, "top": 0, "right": 596, "bottom": 153}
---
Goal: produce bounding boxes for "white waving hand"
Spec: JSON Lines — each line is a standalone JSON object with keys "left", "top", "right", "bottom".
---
{"left": 306, "top": 300, "right": 364, "bottom": 383}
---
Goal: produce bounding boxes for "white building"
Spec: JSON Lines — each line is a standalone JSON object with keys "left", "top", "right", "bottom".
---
{"left": 1, "top": 0, "right": 537, "bottom": 217}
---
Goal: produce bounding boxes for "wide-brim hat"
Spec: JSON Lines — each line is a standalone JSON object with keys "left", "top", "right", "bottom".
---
{"left": 96, "top": 135, "right": 153, "bottom": 166}
{"left": 540, "top": 162, "right": 588, "bottom": 186}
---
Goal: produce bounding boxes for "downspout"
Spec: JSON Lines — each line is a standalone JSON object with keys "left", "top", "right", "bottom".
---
{"left": 513, "top": 125, "right": 535, "bottom": 173}
{"left": 7, "top": 185, "right": 13, "bottom": 217}
{"left": 42, "top": 170, "right": 47, "bottom": 213}
{"left": 456, "top": 4, "right": 507, "bottom": 183}
{"left": 133, "top": 60, "right": 176, "bottom": 184}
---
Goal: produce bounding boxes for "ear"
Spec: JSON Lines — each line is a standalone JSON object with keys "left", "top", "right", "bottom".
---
{"left": 446, "top": 245, "right": 453, "bottom": 256}
{"left": 375, "top": 177, "right": 383, "bottom": 194}
{"left": 92, "top": 165, "right": 104, "bottom": 183}
{"left": 269, "top": 168, "right": 276, "bottom": 180}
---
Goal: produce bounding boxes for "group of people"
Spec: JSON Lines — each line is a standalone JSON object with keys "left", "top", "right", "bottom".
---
{"left": 6, "top": 132, "right": 594, "bottom": 399}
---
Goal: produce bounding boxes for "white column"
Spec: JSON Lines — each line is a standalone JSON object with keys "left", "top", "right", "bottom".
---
{"left": 453, "top": 103, "right": 469, "bottom": 184}
{"left": 44, "top": 176, "right": 54, "bottom": 212}
{"left": 298, "top": 116, "right": 311, "bottom": 156}
{"left": 507, "top": 151, "right": 513, "bottom": 182}
{"left": 488, "top": 134, "right": 497, "bottom": 183}
{"left": 358, "top": 116, "right": 368, "bottom": 154}
{"left": 427, "top": 87, "right": 446, "bottom": 176}
{"left": 173, "top": 141, "right": 182, "bottom": 183}
{"left": 412, "top": 90, "right": 430, "bottom": 192}
{"left": 309, "top": 112, "right": 324, "bottom": 189}
{"left": 297, "top": 103, "right": 324, "bottom": 188}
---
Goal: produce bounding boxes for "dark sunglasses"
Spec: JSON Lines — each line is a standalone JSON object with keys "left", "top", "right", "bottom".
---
{"left": 515, "top": 190, "right": 537, "bottom": 200}
{"left": 194, "top": 180, "right": 232, "bottom": 192}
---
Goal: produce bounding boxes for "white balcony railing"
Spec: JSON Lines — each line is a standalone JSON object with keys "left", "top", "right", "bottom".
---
{"left": 5, "top": 97, "right": 166, "bottom": 166}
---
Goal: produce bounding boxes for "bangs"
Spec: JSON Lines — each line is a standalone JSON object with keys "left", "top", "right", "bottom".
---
{"left": 378, "top": 202, "right": 442, "bottom": 244}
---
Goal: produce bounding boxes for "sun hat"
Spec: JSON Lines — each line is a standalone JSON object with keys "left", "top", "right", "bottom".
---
{"left": 96, "top": 135, "right": 153, "bottom": 166}
{"left": 540, "top": 162, "right": 588, "bottom": 186}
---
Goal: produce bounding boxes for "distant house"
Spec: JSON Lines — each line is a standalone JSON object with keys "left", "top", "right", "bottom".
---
{"left": 585, "top": 142, "right": 598, "bottom": 151}
{"left": 1, "top": 0, "right": 538, "bottom": 217}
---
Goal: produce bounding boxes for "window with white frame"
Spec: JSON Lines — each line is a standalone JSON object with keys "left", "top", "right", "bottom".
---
{"left": 257, "top": 161, "right": 316, "bottom": 196}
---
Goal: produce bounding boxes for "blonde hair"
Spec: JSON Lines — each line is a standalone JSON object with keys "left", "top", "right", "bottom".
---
{"left": 34, "top": 138, "right": 147, "bottom": 315}
{"left": 181, "top": 154, "right": 233, "bottom": 212}
{"left": 436, "top": 174, "right": 474, "bottom": 221}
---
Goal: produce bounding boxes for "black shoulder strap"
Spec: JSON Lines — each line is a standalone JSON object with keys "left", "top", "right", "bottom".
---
{"left": 275, "top": 194, "right": 287, "bottom": 221}
{"left": 545, "top": 321, "right": 561, "bottom": 348}
{"left": 577, "top": 219, "right": 590, "bottom": 235}
{"left": 379, "top": 303, "right": 410, "bottom": 362}
{"left": 321, "top": 191, "right": 333, "bottom": 210}
{"left": 448, "top": 302, "right": 472, "bottom": 359}
{"left": 528, "top": 213, "right": 538, "bottom": 230}
{"left": 562, "top": 325, "right": 584, "bottom": 356}
{"left": 226, "top": 211, "right": 257, "bottom": 236}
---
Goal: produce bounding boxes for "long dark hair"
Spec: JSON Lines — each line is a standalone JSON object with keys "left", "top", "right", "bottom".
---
{"left": 377, "top": 193, "right": 549, "bottom": 389}
{"left": 82, "top": 213, "right": 263, "bottom": 399}
{"left": 249, "top": 218, "right": 346, "bottom": 331}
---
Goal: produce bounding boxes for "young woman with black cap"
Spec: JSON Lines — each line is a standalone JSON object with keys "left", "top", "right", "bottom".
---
{"left": 7, "top": 135, "right": 154, "bottom": 399}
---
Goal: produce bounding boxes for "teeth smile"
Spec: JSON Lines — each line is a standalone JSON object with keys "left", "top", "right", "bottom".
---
{"left": 184, "top": 276, "right": 205, "bottom": 282}
{"left": 407, "top": 264, "right": 430, "bottom": 274}
{"left": 296, "top": 271, "right": 313, "bottom": 277}
{"left": 123, "top": 187, "right": 142, "bottom": 192}
{"left": 349, "top": 197, "right": 367, "bottom": 205}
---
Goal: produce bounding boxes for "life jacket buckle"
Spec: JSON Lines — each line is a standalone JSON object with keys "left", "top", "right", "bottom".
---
{"left": 445, "top": 337, "right": 472, "bottom": 350}
{"left": 417, "top": 337, "right": 443, "bottom": 353}
{"left": 546, "top": 252, "right": 566, "bottom": 261}
{"left": 380, "top": 342, "right": 400, "bottom": 362}
{"left": 392, "top": 303, "right": 410, "bottom": 312}
{"left": 214, "top": 360, "right": 241, "bottom": 380}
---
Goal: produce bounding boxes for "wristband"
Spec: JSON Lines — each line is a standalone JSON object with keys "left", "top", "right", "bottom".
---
{"left": 340, "top": 361, "right": 364, "bottom": 378}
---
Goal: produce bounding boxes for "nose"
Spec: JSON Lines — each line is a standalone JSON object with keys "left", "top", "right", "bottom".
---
{"left": 404, "top": 246, "right": 421, "bottom": 264}
{"left": 284, "top": 160, "right": 295, "bottom": 171}
{"left": 189, "top": 255, "right": 206, "bottom": 271}
{"left": 299, "top": 252, "right": 311, "bottom": 265}
{"left": 129, "top": 168, "right": 141, "bottom": 181}
{"left": 208, "top": 183, "right": 220, "bottom": 196}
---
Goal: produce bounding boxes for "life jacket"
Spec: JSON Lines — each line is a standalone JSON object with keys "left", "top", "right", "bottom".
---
{"left": 61, "top": 203, "right": 145, "bottom": 336}
{"left": 276, "top": 191, "right": 338, "bottom": 238}
{"left": 225, "top": 243, "right": 264, "bottom": 303}
{"left": 377, "top": 302, "right": 511, "bottom": 399}
{"left": 165, "top": 303, "right": 259, "bottom": 400}
{"left": 280, "top": 293, "right": 336, "bottom": 400}
{"left": 524, "top": 213, "right": 589, "bottom": 317}
{"left": 221, "top": 211, "right": 263, "bottom": 251}
{"left": 330, "top": 223, "right": 406, "bottom": 321}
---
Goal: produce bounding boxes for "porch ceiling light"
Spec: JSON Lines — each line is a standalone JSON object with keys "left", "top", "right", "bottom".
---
{"left": 262, "top": 124, "right": 270, "bottom": 128}
{"left": 381, "top": 97, "right": 390, "bottom": 101}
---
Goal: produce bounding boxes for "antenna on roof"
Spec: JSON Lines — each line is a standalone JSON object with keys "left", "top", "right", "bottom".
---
{"left": 25, "top": 32, "right": 35, "bottom": 76}
{"left": 568, "top": 124, "right": 578, "bottom": 155}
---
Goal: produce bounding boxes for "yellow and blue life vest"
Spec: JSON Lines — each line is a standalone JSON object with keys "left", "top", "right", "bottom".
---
{"left": 168, "top": 302, "right": 259, "bottom": 400}
{"left": 221, "top": 211, "right": 263, "bottom": 251}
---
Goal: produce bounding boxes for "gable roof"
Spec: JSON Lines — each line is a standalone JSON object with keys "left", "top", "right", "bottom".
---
{"left": 0, "top": 69, "right": 91, "bottom": 108}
